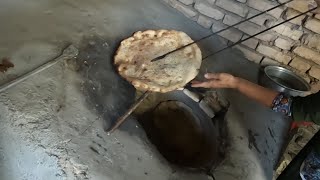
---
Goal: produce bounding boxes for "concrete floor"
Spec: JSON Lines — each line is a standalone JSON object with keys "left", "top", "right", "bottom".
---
{"left": 0, "top": 0, "right": 291, "bottom": 179}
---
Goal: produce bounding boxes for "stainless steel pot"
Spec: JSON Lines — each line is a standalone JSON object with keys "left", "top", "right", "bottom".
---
{"left": 259, "top": 66, "right": 311, "bottom": 97}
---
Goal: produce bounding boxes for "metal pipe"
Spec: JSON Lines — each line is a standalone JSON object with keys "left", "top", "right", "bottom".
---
{"left": 202, "top": 7, "right": 317, "bottom": 60}
{"left": 151, "top": 0, "right": 294, "bottom": 62}
{"left": 0, "top": 44, "right": 78, "bottom": 93}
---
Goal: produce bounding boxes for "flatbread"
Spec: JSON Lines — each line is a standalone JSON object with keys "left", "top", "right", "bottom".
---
{"left": 114, "top": 30, "right": 202, "bottom": 93}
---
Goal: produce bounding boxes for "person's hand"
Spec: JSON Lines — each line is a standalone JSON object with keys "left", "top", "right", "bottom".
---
{"left": 191, "top": 73, "right": 238, "bottom": 89}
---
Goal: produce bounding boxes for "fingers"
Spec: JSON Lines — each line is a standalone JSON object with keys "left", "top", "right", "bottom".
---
{"left": 191, "top": 81, "right": 212, "bottom": 88}
{"left": 204, "top": 73, "right": 231, "bottom": 80}
{"left": 191, "top": 81, "right": 226, "bottom": 88}
{"left": 190, "top": 80, "right": 202, "bottom": 84}
{"left": 204, "top": 73, "right": 220, "bottom": 80}
{"left": 191, "top": 73, "right": 234, "bottom": 88}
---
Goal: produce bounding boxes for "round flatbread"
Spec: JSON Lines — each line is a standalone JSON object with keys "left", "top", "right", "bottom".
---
{"left": 114, "top": 30, "right": 202, "bottom": 93}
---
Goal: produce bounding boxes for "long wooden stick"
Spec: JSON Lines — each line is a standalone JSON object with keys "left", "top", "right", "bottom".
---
{"left": 107, "top": 91, "right": 151, "bottom": 134}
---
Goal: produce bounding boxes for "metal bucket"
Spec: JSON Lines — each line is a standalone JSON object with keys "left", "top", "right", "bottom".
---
{"left": 259, "top": 66, "right": 311, "bottom": 97}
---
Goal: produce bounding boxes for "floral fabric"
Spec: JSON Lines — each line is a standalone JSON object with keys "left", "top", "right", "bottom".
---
{"left": 272, "top": 94, "right": 320, "bottom": 179}
{"left": 272, "top": 93, "right": 292, "bottom": 116}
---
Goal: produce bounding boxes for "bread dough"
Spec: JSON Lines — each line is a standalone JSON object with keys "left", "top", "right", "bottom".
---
{"left": 114, "top": 30, "right": 202, "bottom": 93}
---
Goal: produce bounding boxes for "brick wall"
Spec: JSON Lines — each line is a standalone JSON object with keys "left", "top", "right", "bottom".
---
{"left": 164, "top": 0, "right": 320, "bottom": 84}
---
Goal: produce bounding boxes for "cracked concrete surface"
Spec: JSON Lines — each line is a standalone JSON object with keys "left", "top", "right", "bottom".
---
{"left": 0, "top": 60, "right": 213, "bottom": 180}
{"left": 0, "top": 0, "right": 291, "bottom": 179}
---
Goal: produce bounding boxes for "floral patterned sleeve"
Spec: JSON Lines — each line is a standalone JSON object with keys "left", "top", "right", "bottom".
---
{"left": 272, "top": 93, "right": 293, "bottom": 116}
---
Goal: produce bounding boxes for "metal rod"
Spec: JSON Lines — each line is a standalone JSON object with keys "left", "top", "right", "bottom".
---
{"left": 151, "top": 0, "right": 293, "bottom": 62}
{"left": 107, "top": 91, "right": 151, "bottom": 134}
{"left": 0, "top": 44, "right": 78, "bottom": 94}
{"left": 202, "top": 7, "right": 317, "bottom": 60}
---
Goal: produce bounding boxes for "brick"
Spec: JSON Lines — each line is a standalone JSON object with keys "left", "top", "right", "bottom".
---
{"left": 234, "top": 45, "right": 263, "bottom": 63}
{"left": 222, "top": 14, "right": 241, "bottom": 27}
{"left": 169, "top": 0, "right": 198, "bottom": 18}
{"left": 212, "top": 22, "right": 243, "bottom": 42}
{"left": 206, "top": 0, "right": 216, "bottom": 5}
{"left": 257, "top": 44, "right": 292, "bottom": 64}
{"left": 197, "top": 15, "right": 213, "bottom": 28}
{"left": 260, "top": 57, "right": 280, "bottom": 66}
{"left": 283, "top": 8, "right": 306, "bottom": 25}
{"left": 274, "top": 37, "right": 295, "bottom": 50}
{"left": 223, "top": 11, "right": 278, "bottom": 43}
{"left": 211, "top": 20, "right": 224, "bottom": 32}
{"left": 216, "top": 36, "right": 229, "bottom": 46}
{"left": 289, "top": 57, "right": 311, "bottom": 72}
{"left": 302, "top": 74, "right": 311, "bottom": 83}
{"left": 237, "top": 21, "right": 261, "bottom": 35}
{"left": 221, "top": 29, "right": 243, "bottom": 43}
{"left": 241, "top": 35, "right": 259, "bottom": 49}
{"left": 284, "top": 0, "right": 317, "bottom": 13}
{"left": 305, "top": 34, "right": 320, "bottom": 51}
{"left": 179, "top": 0, "right": 194, "bottom": 5}
{"left": 309, "top": 66, "right": 320, "bottom": 79}
{"left": 247, "top": 0, "right": 285, "bottom": 19}
{"left": 305, "top": 18, "right": 320, "bottom": 34}
{"left": 194, "top": 0, "right": 225, "bottom": 20}
{"left": 293, "top": 46, "right": 320, "bottom": 65}
{"left": 223, "top": 13, "right": 276, "bottom": 42}
{"left": 255, "top": 32, "right": 277, "bottom": 42}
{"left": 223, "top": 13, "right": 243, "bottom": 26}
{"left": 272, "top": 24, "right": 303, "bottom": 40}
{"left": 216, "top": 0, "right": 249, "bottom": 17}
{"left": 167, "top": 0, "right": 178, "bottom": 6}
{"left": 247, "top": 9, "right": 275, "bottom": 27}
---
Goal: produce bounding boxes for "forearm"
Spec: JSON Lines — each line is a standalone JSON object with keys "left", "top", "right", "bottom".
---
{"left": 235, "top": 77, "right": 279, "bottom": 107}
{"left": 191, "top": 73, "right": 280, "bottom": 107}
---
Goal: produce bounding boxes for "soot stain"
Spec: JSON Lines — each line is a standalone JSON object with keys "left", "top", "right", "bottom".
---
{"left": 248, "top": 129, "right": 261, "bottom": 153}
{"left": 89, "top": 146, "right": 100, "bottom": 155}
{"left": 0, "top": 57, "right": 14, "bottom": 73}
{"left": 268, "top": 127, "right": 277, "bottom": 143}
{"left": 76, "top": 37, "right": 135, "bottom": 130}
